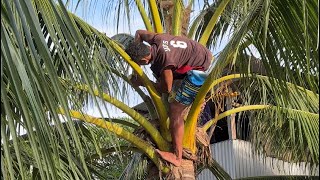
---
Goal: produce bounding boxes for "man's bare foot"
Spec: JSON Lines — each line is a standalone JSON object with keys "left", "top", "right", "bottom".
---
{"left": 155, "top": 149, "right": 182, "bottom": 167}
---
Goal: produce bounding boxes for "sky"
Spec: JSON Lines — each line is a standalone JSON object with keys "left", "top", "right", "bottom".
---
{"left": 66, "top": 1, "right": 147, "bottom": 36}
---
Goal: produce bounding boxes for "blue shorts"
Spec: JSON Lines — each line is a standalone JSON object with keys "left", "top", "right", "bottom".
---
{"left": 169, "top": 70, "right": 207, "bottom": 106}
{"left": 174, "top": 79, "right": 202, "bottom": 106}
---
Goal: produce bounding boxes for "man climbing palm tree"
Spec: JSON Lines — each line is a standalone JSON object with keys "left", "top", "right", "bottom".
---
{"left": 126, "top": 30, "right": 212, "bottom": 167}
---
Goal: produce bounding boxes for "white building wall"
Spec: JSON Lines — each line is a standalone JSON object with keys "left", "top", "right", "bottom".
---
{"left": 197, "top": 140, "right": 319, "bottom": 179}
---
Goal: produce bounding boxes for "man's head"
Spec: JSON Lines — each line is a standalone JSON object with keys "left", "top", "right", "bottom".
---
{"left": 125, "top": 41, "right": 151, "bottom": 65}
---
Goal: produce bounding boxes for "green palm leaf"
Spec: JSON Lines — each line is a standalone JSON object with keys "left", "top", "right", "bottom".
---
{"left": 1, "top": 0, "right": 318, "bottom": 179}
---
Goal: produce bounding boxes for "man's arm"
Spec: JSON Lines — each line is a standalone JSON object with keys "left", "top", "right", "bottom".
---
{"left": 129, "top": 68, "right": 173, "bottom": 94}
{"left": 135, "top": 30, "right": 157, "bottom": 44}
{"left": 129, "top": 74, "right": 144, "bottom": 87}
{"left": 156, "top": 67, "right": 173, "bottom": 93}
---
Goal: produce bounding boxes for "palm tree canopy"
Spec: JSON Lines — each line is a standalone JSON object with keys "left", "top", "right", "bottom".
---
{"left": 1, "top": 0, "right": 318, "bottom": 179}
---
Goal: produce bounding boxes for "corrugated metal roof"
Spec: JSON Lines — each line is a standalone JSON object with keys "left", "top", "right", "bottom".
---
{"left": 197, "top": 140, "right": 319, "bottom": 180}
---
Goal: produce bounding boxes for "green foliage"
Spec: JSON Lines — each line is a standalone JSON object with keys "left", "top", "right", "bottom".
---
{"left": 1, "top": 0, "right": 318, "bottom": 179}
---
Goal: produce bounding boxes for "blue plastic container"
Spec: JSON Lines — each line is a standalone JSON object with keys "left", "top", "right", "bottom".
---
{"left": 187, "top": 70, "right": 208, "bottom": 86}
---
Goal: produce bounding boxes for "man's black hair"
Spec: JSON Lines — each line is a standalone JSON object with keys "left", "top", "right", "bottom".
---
{"left": 125, "top": 41, "right": 150, "bottom": 62}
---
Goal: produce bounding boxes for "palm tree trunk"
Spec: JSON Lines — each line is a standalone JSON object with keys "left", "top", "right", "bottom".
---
{"left": 160, "top": 0, "right": 192, "bottom": 36}
{"left": 147, "top": 160, "right": 195, "bottom": 180}
{"left": 170, "top": 160, "right": 195, "bottom": 180}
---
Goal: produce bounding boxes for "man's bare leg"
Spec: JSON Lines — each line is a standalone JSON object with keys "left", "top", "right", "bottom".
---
{"left": 156, "top": 101, "right": 186, "bottom": 167}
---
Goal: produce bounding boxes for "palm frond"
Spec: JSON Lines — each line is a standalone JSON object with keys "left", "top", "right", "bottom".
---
{"left": 1, "top": 0, "right": 318, "bottom": 179}
{"left": 0, "top": 0, "right": 142, "bottom": 179}
{"left": 236, "top": 75, "right": 319, "bottom": 114}
{"left": 249, "top": 107, "right": 319, "bottom": 167}
{"left": 118, "top": 153, "right": 149, "bottom": 180}
{"left": 234, "top": 75, "right": 319, "bottom": 167}
{"left": 191, "top": 0, "right": 234, "bottom": 49}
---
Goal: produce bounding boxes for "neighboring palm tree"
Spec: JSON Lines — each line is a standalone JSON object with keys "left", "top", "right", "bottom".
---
{"left": 1, "top": 0, "right": 318, "bottom": 179}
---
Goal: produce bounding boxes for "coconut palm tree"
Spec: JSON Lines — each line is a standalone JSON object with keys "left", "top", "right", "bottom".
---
{"left": 1, "top": 0, "right": 318, "bottom": 179}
